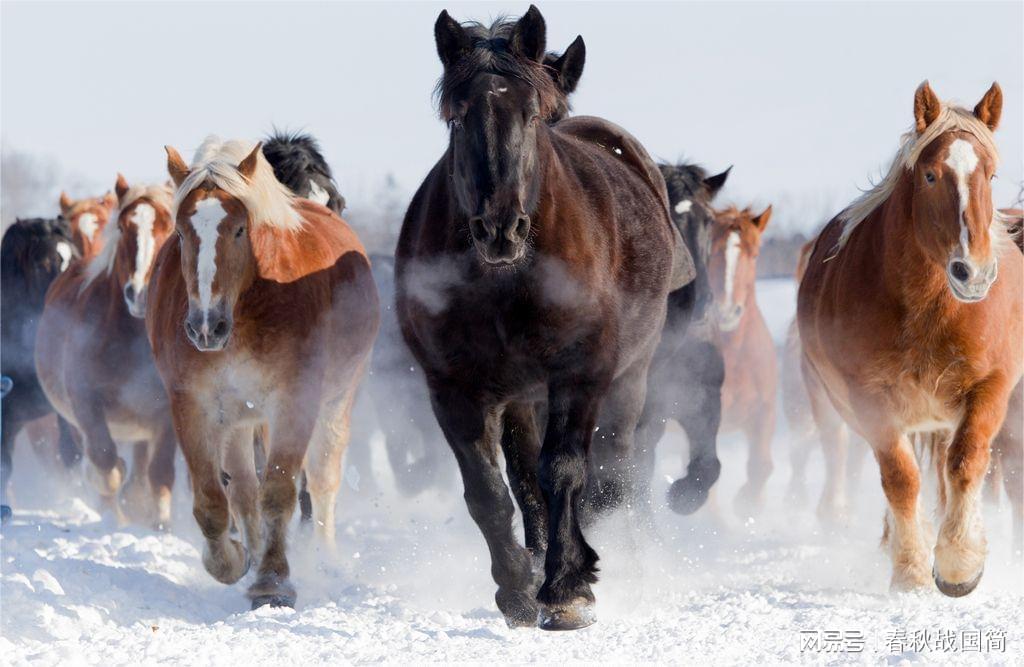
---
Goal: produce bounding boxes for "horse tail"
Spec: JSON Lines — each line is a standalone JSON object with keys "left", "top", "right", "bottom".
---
{"left": 262, "top": 130, "right": 346, "bottom": 216}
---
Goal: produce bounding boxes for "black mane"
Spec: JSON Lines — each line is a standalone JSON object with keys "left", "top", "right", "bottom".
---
{"left": 262, "top": 130, "right": 346, "bottom": 215}
{"left": 435, "top": 18, "right": 563, "bottom": 122}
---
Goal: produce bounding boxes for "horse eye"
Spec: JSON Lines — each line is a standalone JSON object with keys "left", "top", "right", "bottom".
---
{"left": 925, "top": 172, "right": 936, "bottom": 184}
{"left": 235, "top": 226, "right": 245, "bottom": 239}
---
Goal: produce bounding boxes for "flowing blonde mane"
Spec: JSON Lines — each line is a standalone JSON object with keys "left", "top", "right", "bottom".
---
{"left": 172, "top": 136, "right": 302, "bottom": 231}
{"left": 83, "top": 182, "right": 173, "bottom": 287}
{"left": 834, "top": 104, "right": 1000, "bottom": 251}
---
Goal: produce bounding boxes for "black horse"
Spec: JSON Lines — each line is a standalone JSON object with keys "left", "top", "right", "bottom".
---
{"left": 635, "top": 163, "right": 730, "bottom": 516}
{"left": 263, "top": 130, "right": 346, "bottom": 215}
{"left": 396, "top": 7, "right": 691, "bottom": 630}
{"left": 1, "top": 217, "right": 81, "bottom": 521}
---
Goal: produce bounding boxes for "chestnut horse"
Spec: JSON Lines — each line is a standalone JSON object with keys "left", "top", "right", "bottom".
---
{"left": 798, "top": 82, "right": 1020, "bottom": 596}
{"left": 708, "top": 205, "right": 778, "bottom": 515}
{"left": 148, "top": 137, "right": 377, "bottom": 609}
{"left": 59, "top": 190, "right": 117, "bottom": 261}
{"left": 36, "top": 176, "right": 176, "bottom": 527}
{"left": 397, "top": 7, "right": 690, "bottom": 630}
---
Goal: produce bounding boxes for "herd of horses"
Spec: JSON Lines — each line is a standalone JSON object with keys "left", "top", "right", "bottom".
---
{"left": 1, "top": 6, "right": 1021, "bottom": 632}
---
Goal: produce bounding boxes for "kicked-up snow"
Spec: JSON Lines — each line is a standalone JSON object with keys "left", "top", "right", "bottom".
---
{"left": 2, "top": 279, "right": 1021, "bottom": 665}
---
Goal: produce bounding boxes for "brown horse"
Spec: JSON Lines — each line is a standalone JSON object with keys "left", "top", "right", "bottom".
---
{"left": 36, "top": 176, "right": 177, "bottom": 527}
{"left": 59, "top": 190, "right": 117, "bottom": 261}
{"left": 148, "top": 137, "right": 378, "bottom": 609}
{"left": 708, "top": 205, "right": 778, "bottom": 515}
{"left": 397, "top": 8, "right": 689, "bottom": 630}
{"left": 798, "top": 81, "right": 1021, "bottom": 596}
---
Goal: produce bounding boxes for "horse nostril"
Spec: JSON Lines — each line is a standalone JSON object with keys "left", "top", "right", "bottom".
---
{"left": 469, "top": 217, "right": 490, "bottom": 243}
{"left": 212, "top": 319, "right": 229, "bottom": 338}
{"left": 513, "top": 215, "right": 530, "bottom": 240}
{"left": 184, "top": 320, "right": 198, "bottom": 340}
{"left": 950, "top": 260, "right": 971, "bottom": 283}
{"left": 124, "top": 284, "right": 134, "bottom": 302}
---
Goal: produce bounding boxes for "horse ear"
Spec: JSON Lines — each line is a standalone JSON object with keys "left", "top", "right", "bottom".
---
{"left": 751, "top": 205, "right": 772, "bottom": 232}
{"left": 237, "top": 142, "right": 262, "bottom": 181}
{"left": 549, "top": 35, "right": 586, "bottom": 94}
{"left": 703, "top": 166, "right": 731, "bottom": 197}
{"left": 165, "top": 146, "right": 190, "bottom": 188}
{"left": 59, "top": 190, "right": 73, "bottom": 214}
{"left": 510, "top": 5, "right": 546, "bottom": 62}
{"left": 101, "top": 191, "right": 117, "bottom": 210}
{"left": 973, "top": 82, "right": 1002, "bottom": 131}
{"left": 434, "top": 9, "right": 471, "bottom": 68}
{"left": 115, "top": 173, "right": 130, "bottom": 201}
{"left": 913, "top": 80, "right": 942, "bottom": 133}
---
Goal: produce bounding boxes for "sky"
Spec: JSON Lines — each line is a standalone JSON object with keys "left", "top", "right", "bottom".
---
{"left": 2, "top": 1, "right": 1022, "bottom": 233}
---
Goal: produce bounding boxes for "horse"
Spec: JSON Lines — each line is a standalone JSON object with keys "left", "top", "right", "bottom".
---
{"left": 1, "top": 217, "right": 79, "bottom": 520}
{"left": 59, "top": 190, "right": 117, "bottom": 261}
{"left": 707, "top": 205, "right": 778, "bottom": 515}
{"left": 635, "top": 162, "right": 730, "bottom": 515}
{"left": 396, "top": 7, "right": 691, "bottom": 630}
{"left": 798, "top": 81, "right": 1020, "bottom": 597}
{"left": 263, "top": 130, "right": 346, "bottom": 215}
{"left": 35, "top": 176, "right": 177, "bottom": 528}
{"left": 347, "top": 38, "right": 589, "bottom": 499}
{"left": 149, "top": 137, "right": 378, "bottom": 609}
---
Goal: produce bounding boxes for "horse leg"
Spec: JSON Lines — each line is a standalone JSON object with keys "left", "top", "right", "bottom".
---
{"left": 996, "top": 425, "right": 1022, "bottom": 558}
{"left": 872, "top": 431, "right": 931, "bottom": 591}
{"left": 432, "top": 388, "right": 536, "bottom": 628}
{"left": 247, "top": 397, "right": 317, "bottom": 609}
{"left": 1, "top": 399, "right": 29, "bottom": 516}
{"left": 304, "top": 388, "right": 358, "bottom": 554}
{"left": 382, "top": 400, "right": 429, "bottom": 497}
{"left": 221, "top": 426, "right": 262, "bottom": 561}
{"left": 173, "top": 394, "right": 249, "bottom": 585}
{"left": 121, "top": 440, "right": 153, "bottom": 525}
{"left": 785, "top": 431, "right": 816, "bottom": 509}
{"left": 933, "top": 376, "right": 1011, "bottom": 597}
{"left": 146, "top": 424, "right": 176, "bottom": 531}
{"left": 669, "top": 340, "right": 724, "bottom": 515}
{"left": 735, "top": 407, "right": 776, "bottom": 518}
{"left": 802, "top": 357, "right": 848, "bottom": 524}
{"left": 56, "top": 416, "right": 82, "bottom": 469}
{"left": 501, "top": 400, "right": 546, "bottom": 579}
{"left": 586, "top": 358, "right": 650, "bottom": 520}
{"left": 537, "top": 380, "right": 604, "bottom": 631}
{"left": 70, "top": 396, "right": 127, "bottom": 524}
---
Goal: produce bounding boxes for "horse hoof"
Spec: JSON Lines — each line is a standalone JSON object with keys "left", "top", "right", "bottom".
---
{"left": 933, "top": 565, "right": 983, "bottom": 598}
{"left": 667, "top": 478, "right": 709, "bottom": 515}
{"left": 496, "top": 588, "right": 538, "bottom": 628}
{"left": 537, "top": 599, "right": 596, "bottom": 631}
{"left": 250, "top": 594, "right": 296, "bottom": 610}
{"left": 0, "top": 505, "right": 11, "bottom": 524}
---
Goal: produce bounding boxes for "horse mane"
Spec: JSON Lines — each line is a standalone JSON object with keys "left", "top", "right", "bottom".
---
{"left": 835, "top": 103, "right": 1001, "bottom": 251}
{"left": 83, "top": 183, "right": 173, "bottom": 287}
{"left": 173, "top": 136, "right": 303, "bottom": 232}
{"left": 434, "top": 17, "right": 564, "bottom": 122}
{"left": 262, "top": 130, "right": 346, "bottom": 215}
{"left": 659, "top": 163, "right": 710, "bottom": 205}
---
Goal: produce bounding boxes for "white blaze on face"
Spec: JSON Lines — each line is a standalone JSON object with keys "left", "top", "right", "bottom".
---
{"left": 724, "top": 231, "right": 742, "bottom": 306}
{"left": 56, "top": 241, "right": 73, "bottom": 271}
{"left": 945, "top": 138, "right": 980, "bottom": 258}
{"left": 128, "top": 203, "right": 156, "bottom": 295}
{"left": 308, "top": 180, "right": 331, "bottom": 206}
{"left": 674, "top": 199, "right": 692, "bottom": 215}
{"left": 78, "top": 213, "right": 99, "bottom": 242}
{"left": 191, "top": 198, "right": 228, "bottom": 325}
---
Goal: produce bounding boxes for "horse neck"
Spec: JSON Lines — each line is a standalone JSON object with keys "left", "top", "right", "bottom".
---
{"left": 877, "top": 178, "right": 959, "bottom": 321}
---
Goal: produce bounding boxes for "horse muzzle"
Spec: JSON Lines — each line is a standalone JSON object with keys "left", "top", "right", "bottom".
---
{"left": 946, "top": 256, "right": 997, "bottom": 303}
{"left": 123, "top": 283, "right": 148, "bottom": 319}
{"left": 469, "top": 214, "right": 530, "bottom": 267}
{"left": 184, "top": 306, "right": 233, "bottom": 352}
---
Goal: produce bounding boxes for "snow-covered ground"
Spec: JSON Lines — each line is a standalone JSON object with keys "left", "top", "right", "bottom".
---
{"left": 2, "top": 279, "right": 1021, "bottom": 665}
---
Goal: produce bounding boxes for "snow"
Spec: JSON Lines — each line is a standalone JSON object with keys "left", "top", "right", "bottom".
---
{"left": 2, "top": 279, "right": 1021, "bottom": 665}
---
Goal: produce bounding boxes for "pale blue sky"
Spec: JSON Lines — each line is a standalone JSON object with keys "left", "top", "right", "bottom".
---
{"left": 2, "top": 1, "right": 1021, "bottom": 231}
